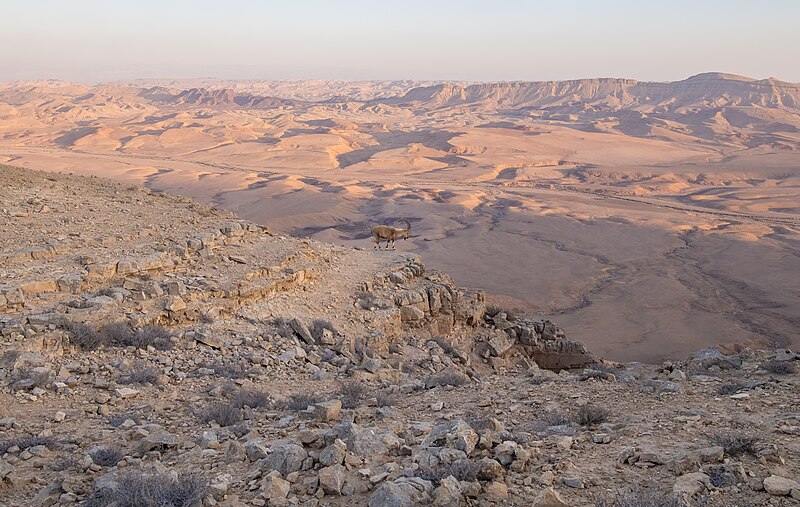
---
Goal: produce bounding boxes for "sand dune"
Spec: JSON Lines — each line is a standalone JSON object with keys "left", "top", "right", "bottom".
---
{"left": 0, "top": 73, "right": 797, "bottom": 360}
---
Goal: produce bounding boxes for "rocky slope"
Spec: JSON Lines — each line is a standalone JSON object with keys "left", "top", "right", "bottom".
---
{"left": 381, "top": 73, "right": 800, "bottom": 111}
{"left": 0, "top": 166, "right": 797, "bottom": 507}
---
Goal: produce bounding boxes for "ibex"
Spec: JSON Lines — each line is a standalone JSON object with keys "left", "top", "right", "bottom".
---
{"left": 371, "top": 219, "right": 411, "bottom": 250}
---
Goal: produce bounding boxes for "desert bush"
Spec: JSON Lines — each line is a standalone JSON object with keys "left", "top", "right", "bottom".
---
{"left": 762, "top": 360, "right": 795, "bottom": 375}
{"left": 424, "top": 370, "right": 468, "bottom": 388}
{"left": 99, "top": 321, "right": 133, "bottom": 344}
{"left": 717, "top": 381, "right": 748, "bottom": 396}
{"left": 90, "top": 446, "right": 125, "bottom": 467}
{"left": 198, "top": 402, "right": 241, "bottom": 427}
{"left": 271, "top": 317, "right": 295, "bottom": 339}
{"left": 277, "top": 393, "right": 326, "bottom": 411}
{"left": 119, "top": 362, "right": 162, "bottom": 386}
{"left": 594, "top": 484, "right": 683, "bottom": 507}
{"left": 232, "top": 388, "right": 270, "bottom": 410}
{"left": 337, "top": 380, "right": 368, "bottom": 409}
{"left": 310, "top": 319, "right": 335, "bottom": 341}
{"left": 706, "top": 465, "right": 738, "bottom": 488}
{"left": 710, "top": 432, "right": 759, "bottom": 457}
{"left": 0, "top": 435, "right": 60, "bottom": 454}
{"left": 83, "top": 471, "right": 208, "bottom": 507}
{"left": 103, "top": 323, "right": 173, "bottom": 350}
{"left": 575, "top": 405, "right": 610, "bottom": 426}
{"left": 59, "top": 319, "right": 104, "bottom": 351}
{"left": 129, "top": 325, "right": 174, "bottom": 350}
{"left": 49, "top": 455, "right": 79, "bottom": 472}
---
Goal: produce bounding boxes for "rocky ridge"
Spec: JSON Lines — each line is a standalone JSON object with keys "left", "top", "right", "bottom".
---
{"left": 0, "top": 165, "right": 797, "bottom": 506}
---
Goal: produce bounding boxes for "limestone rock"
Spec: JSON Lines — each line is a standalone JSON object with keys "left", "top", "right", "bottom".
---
{"left": 673, "top": 472, "right": 710, "bottom": 497}
{"left": 763, "top": 475, "right": 799, "bottom": 496}
{"left": 432, "top": 475, "right": 462, "bottom": 506}
{"left": 259, "top": 442, "right": 308, "bottom": 475}
{"left": 313, "top": 400, "right": 342, "bottom": 422}
{"left": 318, "top": 464, "right": 347, "bottom": 495}
{"left": 319, "top": 439, "right": 347, "bottom": 467}
{"left": 531, "top": 487, "right": 569, "bottom": 507}
{"left": 423, "top": 419, "right": 479, "bottom": 455}
{"left": 290, "top": 318, "right": 314, "bottom": 344}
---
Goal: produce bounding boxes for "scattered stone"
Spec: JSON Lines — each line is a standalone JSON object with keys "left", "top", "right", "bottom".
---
{"left": 318, "top": 464, "right": 347, "bottom": 495}
{"left": 531, "top": 486, "right": 569, "bottom": 507}
{"left": 763, "top": 475, "right": 799, "bottom": 496}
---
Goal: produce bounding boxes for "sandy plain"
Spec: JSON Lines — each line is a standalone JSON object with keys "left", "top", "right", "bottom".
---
{"left": 1, "top": 73, "right": 798, "bottom": 361}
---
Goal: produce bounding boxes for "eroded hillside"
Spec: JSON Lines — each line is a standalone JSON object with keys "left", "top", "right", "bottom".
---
{"left": 0, "top": 75, "right": 798, "bottom": 362}
{"left": 0, "top": 167, "right": 798, "bottom": 507}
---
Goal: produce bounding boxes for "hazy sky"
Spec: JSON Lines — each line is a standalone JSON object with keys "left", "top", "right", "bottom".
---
{"left": 2, "top": 0, "right": 798, "bottom": 83}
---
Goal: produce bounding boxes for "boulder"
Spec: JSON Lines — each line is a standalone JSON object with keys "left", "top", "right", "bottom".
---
{"left": 318, "top": 464, "right": 347, "bottom": 495}
{"left": 369, "top": 482, "right": 413, "bottom": 507}
{"left": 369, "top": 478, "right": 434, "bottom": 507}
{"left": 319, "top": 439, "right": 347, "bottom": 467}
{"left": 290, "top": 318, "right": 314, "bottom": 344}
{"left": 432, "top": 475, "right": 462, "bottom": 506}
{"left": 137, "top": 430, "right": 177, "bottom": 454}
{"left": 423, "top": 420, "right": 479, "bottom": 455}
{"left": 259, "top": 442, "right": 308, "bottom": 475}
{"left": 673, "top": 472, "right": 710, "bottom": 498}
{"left": 313, "top": 400, "right": 342, "bottom": 422}
{"left": 260, "top": 474, "right": 290, "bottom": 502}
{"left": 531, "top": 487, "right": 569, "bottom": 507}
{"left": 763, "top": 475, "right": 799, "bottom": 496}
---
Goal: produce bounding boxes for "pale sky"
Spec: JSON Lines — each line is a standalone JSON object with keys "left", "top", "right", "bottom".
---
{"left": 2, "top": 0, "right": 798, "bottom": 83}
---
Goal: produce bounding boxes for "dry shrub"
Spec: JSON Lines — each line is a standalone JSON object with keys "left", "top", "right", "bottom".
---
{"left": 83, "top": 472, "right": 208, "bottom": 507}
{"left": 594, "top": 483, "right": 682, "bottom": 507}
{"left": 575, "top": 405, "right": 609, "bottom": 426}
{"left": 763, "top": 360, "right": 795, "bottom": 375}
{"left": 337, "top": 380, "right": 368, "bottom": 409}
{"left": 277, "top": 393, "right": 326, "bottom": 411}
{"left": 119, "top": 362, "right": 162, "bottom": 386}
{"left": 710, "top": 432, "right": 759, "bottom": 457}
{"left": 90, "top": 446, "right": 125, "bottom": 467}
{"left": 59, "top": 319, "right": 104, "bottom": 351}
{"left": 99, "top": 321, "right": 133, "bottom": 344}
{"left": 198, "top": 403, "right": 241, "bottom": 427}
{"left": 717, "top": 381, "right": 748, "bottom": 396}
{"left": 424, "top": 370, "right": 468, "bottom": 388}
{"left": 129, "top": 325, "right": 174, "bottom": 350}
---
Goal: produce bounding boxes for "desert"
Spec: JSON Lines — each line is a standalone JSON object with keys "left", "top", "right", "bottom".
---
{"left": 0, "top": 165, "right": 798, "bottom": 507}
{"left": 1, "top": 73, "right": 798, "bottom": 362}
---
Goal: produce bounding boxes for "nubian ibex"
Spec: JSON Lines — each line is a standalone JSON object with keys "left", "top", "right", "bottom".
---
{"left": 371, "top": 219, "right": 411, "bottom": 250}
